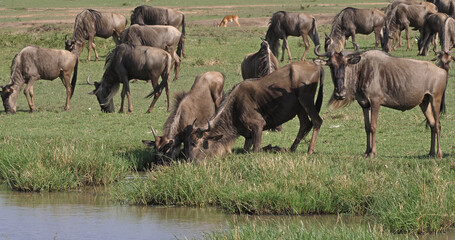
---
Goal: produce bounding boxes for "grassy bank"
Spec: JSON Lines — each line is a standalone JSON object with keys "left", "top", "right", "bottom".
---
{"left": 0, "top": 0, "right": 454, "bottom": 236}
{"left": 202, "top": 220, "right": 403, "bottom": 240}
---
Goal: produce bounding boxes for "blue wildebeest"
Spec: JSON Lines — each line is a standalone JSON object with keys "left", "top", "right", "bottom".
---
{"left": 418, "top": 12, "right": 448, "bottom": 56}
{"left": 324, "top": 7, "right": 385, "bottom": 53}
{"left": 440, "top": 17, "right": 455, "bottom": 52}
{"left": 88, "top": 44, "right": 172, "bottom": 113}
{"left": 426, "top": 0, "right": 455, "bottom": 18}
{"left": 184, "top": 61, "right": 324, "bottom": 160}
{"left": 121, "top": 24, "right": 184, "bottom": 81}
{"left": 130, "top": 5, "right": 186, "bottom": 56}
{"left": 382, "top": 3, "right": 437, "bottom": 52}
{"left": 0, "top": 46, "right": 78, "bottom": 113}
{"left": 265, "top": 11, "right": 320, "bottom": 62}
{"left": 314, "top": 45, "right": 447, "bottom": 158}
{"left": 142, "top": 71, "right": 225, "bottom": 161}
{"left": 65, "top": 9, "right": 127, "bottom": 61}
{"left": 241, "top": 39, "right": 279, "bottom": 80}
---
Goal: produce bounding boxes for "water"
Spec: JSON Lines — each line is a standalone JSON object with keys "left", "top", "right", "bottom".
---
{"left": 1, "top": 186, "right": 453, "bottom": 240}
{"left": 0, "top": 187, "right": 231, "bottom": 240}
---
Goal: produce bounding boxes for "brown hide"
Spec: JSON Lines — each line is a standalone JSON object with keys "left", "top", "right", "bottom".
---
{"left": 130, "top": 5, "right": 186, "bottom": 36}
{"left": 265, "top": 11, "right": 320, "bottom": 61}
{"left": 383, "top": 3, "right": 437, "bottom": 52}
{"left": 325, "top": 7, "right": 385, "bottom": 52}
{"left": 419, "top": 12, "right": 448, "bottom": 55}
{"left": 121, "top": 24, "right": 183, "bottom": 81}
{"left": 143, "top": 72, "right": 225, "bottom": 160}
{"left": 90, "top": 44, "right": 172, "bottom": 113}
{"left": 441, "top": 17, "right": 455, "bottom": 52}
{"left": 186, "top": 61, "right": 324, "bottom": 160}
{"left": 66, "top": 9, "right": 127, "bottom": 61}
{"left": 241, "top": 40, "right": 279, "bottom": 79}
{"left": 316, "top": 48, "right": 447, "bottom": 158}
{"left": 1, "top": 46, "right": 78, "bottom": 113}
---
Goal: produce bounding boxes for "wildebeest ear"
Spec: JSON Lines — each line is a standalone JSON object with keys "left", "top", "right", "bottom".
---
{"left": 347, "top": 55, "right": 361, "bottom": 64}
{"left": 142, "top": 140, "right": 155, "bottom": 147}
{"left": 313, "top": 58, "right": 326, "bottom": 66}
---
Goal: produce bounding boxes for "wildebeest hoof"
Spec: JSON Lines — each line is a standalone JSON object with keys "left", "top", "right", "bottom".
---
{"left": 29, "top": 109, "right": 36, "bottom": 113}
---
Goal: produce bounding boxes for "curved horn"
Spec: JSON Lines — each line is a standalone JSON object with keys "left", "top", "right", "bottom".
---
{"left": 150, "top": 125, "right": 158, "bottom": 140}
{"left": 65, "top": 34, "right": 68, "bottom": 40}
{"left": 314, "top": 45, "right": 329, "bottom": 57}
{"left": 86, "top": 75, "right": 94, "bottom": 85}
{"left": 205, "top": 120, "right": 211, "bottom": 132}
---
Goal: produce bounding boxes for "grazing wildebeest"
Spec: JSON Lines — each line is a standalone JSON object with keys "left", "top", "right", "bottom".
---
{"left": 218, "top": 15, "right": 241, "bottom": 27}
{"left": 265, "top": 11, "right": 320, "bottom": 62}
{"left": 130, "top": 5, "right": 186, "bottom": 56}
{"left": 419, "top": 12, "right": 448, "bottom": 56}
{"left": 88, "top": 44, "right": 172, "bottom": 113}
{"left": 0, "top": 46, "right": 78, "bottom": 114}
{"left": 382, "top": 3, "right": 437, "bottom": 52}
{"left": 184, "top": 60, "right": 324, "bottom": 160}
{"left": 65, "top": 9, "right": 127, "bottom": 62}
{"left": 241, "top": 39, "right": 279, "bottom": 80}
{"left": 314, "top": 45, "right": 447, "bottom": 158}
{"left": 324, "top": 7, "right": 385, "bottom": 53}
{"left": 440, "top": 17, "right": 455, "bottom": 52}
{"left": 142, "top": 71, "right": 225, "bottom": 161}
{"left": 121, "top": 24, "right": 184, "bottom": 81}
{"left": 426, "top": 0, "right": 455, "bottom": 17}
{"left": 432, "top": 50, "right": 455, "bottom": 71}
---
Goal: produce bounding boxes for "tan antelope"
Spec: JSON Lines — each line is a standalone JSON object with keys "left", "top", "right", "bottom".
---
{"left": 218, "top": 15, "right": 240, "bottom": 27}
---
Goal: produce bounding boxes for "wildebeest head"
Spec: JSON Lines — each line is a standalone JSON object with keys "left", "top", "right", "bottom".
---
{"left": 314, "top": 45, "right": 361, "bottom": 100}
{"left": 324, "top": 33, "right": 346, "bottom": 53}
{"left": 142, "top": 126, "right": 176, "bottom": 162}
{"left": 64, "top": 35, "right": 77, "bottom": 52}
{"left": 87, "top": 77, "right": 115, "bottom": 113}
{"left": 184, "top": 120, "right": 223, "bottom": 160}
{"left": 432, "top": 50, "right": 455, "bottom": 72}
{"left": 0, "top": 84, "right": 17, "bottom": 114}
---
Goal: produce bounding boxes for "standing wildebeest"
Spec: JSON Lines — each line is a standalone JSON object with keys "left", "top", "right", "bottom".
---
{"left": 142, "top": 72, "right": 225, "bottom": 161}
{"left": 241, "top": 39, "right": 279, "bottom": 80}
{"left": 65, "top": 9, "right": 127, "bottom": 62}
{"left": 130, "top": 5, "right": 186, "bottom": 56}
{"left": 382, "top": 3, "right": 437, "bottom": 52}
{"left": 265, "top": 11, "right": 320, "bottom": 62}
{"left": 419, "top": 12, "right": 448, "bottom": 56}
{"left": 89, "top": 44, "right": 172, "bottom": 113}
{"left": 314, "top": 46, "right": 447, "bottom": 158}
{"left": 184, "top": 61, "right": 324, "bottom": 160}
{"left": 440, "top": 17, "right": 455, "bottom": 52}
{"left": 324, "top": 7, "right": 385, "bottom": 53}
{"left": 426, "top": 0, "right": 455, "bottom": 17}
{"left": 0, "top": 46, "right": 78, "bottom": 114}
{"left": 121, "top": 24, "right": 183, "bottom": 81}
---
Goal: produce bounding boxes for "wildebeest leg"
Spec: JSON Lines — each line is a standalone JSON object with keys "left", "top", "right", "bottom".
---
{"left": 420, "top": 97, "right": 442, "bottom": 158}
{"left": 24, "top": 78, "right": 37, "bottom": 112}
{"left": 146, "top": 76, "right": 161, "bottom": 113}
{"left": 365, "top": 104, "right": 379, "bottom": 158}
{"left": 251, "top": 124, "right": 264, "bottom": 152}
{"left": 91, "top": 42, "right": 99, "bottom": 61}
{"left": 362, "top": 107, "right": 372, "bottom": 156}
{"left": 290, "top": 112, "right": 312, "bottom": 153}
{"left": 373, "top": 28, "right": 381, "bottom": 49}
{"left": 405, "top": 26, "right": 411, "bottom": 51}
{"left": 300, "top": 34, "right": 310, "bottom": 61}
{"left": 60, "top": 72, "right": 72, "bottom": 111}
{"left": 172, "top": 52, "right": 181, "bottom": 82}
{"left": 87, "top": 36, "right": 94, "bottom": 61}
{"left": 283, "top": 36, "right": 292, "bottom": 62}
{"left": 119, "top": 85, "right": 126, "bottom": 113}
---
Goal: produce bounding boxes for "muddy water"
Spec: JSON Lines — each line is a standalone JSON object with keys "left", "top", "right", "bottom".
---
{"left": 1, "top": 185, "right": 453, "bottom": 240}
{"left": 0, "top": 187, "right": 232, "bottom": 240}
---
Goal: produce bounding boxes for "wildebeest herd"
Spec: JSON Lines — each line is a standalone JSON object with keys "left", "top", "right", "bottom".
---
{"left": 0, "top": 1, "right": 454, "bottom": 160}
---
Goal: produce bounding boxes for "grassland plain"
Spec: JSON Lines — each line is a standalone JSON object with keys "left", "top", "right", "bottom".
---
{"left": 0, "top": 0, "right": 454, "bottom": 238}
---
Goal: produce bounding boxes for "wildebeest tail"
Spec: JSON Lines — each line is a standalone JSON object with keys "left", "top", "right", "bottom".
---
{"left": 181, "top": 14, "right": 186, "bottom": 36}
{"left": 315, "top": 67, "right": 324, "bottom": 113}
{"left": 70, "top": 58, "right": 78, "bottom": 98}
{"left": 177, "top": 34, "right": 184, "bottom": 58}
{"left": 310, "top": 18, "right": 320, "bottom": 47}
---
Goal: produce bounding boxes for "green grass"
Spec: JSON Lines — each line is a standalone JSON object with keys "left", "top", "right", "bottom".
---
{"left": 0, "top": 0, "right": 454, "bottom": 236}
